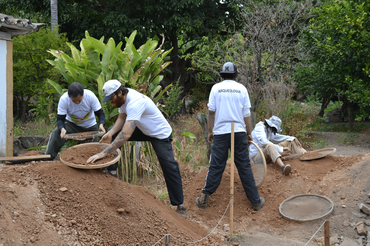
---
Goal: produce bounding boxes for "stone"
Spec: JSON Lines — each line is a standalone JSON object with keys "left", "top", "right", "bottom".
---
{"left": 360, "top": 203, "right": 370, "bottom": 215}
{"left": 13, "top": 138, "right": 28, "bottom": 157}
{"left": 117, "top": 208, "right": 125, "bottom": 213}
{"left": 18, "top": 136, "right": 48, "bottom": 149}
{"left": 343, "top": 221, "right": 351, "bottom": 227}
{"left": 315, "top": 235, "right": 339, "bottom": 245}
{"left": 356, "top": 223, "right": 366, "bottom": 236}
{"left": 59, "top": 187, "right": 68, "bottom": 192}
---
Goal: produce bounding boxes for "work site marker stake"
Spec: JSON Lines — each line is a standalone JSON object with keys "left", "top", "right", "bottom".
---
{"left": 230, "top": 123, "right": 235, "bottom": 238}
{"left": 304, "top": 220, "right": 327, "bottom": 246}
{"left": 324, "top": 221, "right": 330, "bottom": 246}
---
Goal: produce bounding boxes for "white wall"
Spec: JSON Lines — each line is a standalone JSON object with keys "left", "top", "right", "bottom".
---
{"left": 0, "top": 40, "right": 7, "bottom": 156}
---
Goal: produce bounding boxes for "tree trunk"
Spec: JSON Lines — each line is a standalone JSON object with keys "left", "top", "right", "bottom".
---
{"left": 165, "top": 35, "right": 195, "bottom": 115}
{"left": 21, "top": 99, "right": 28, "bottom": 124}
{"left": 51, "top": 0, "right": 58, "bottom": 32}
{"left": 347, "top": 101, "right": 354, "bottom": 132}
{"left": 318, "top": 96, "right": 331, "bottom": 117}
{"left": 196, "top": 113, "right": 211, "bottom": 161}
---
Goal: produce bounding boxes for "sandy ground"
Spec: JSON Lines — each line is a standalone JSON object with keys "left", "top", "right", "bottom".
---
{"left": 0, "top": 130, "right": 369, "bottom": 246}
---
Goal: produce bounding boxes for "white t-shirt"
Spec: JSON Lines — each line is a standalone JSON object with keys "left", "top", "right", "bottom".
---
{"left": 57, "top": 89, "right": 102, "bottom": 128}
{"left": 118, "top": 88, "right": 172, "bottom": 139}
{"left": 207, "top": 80, "right": 251, "bottom": 135}
{"left": 249, "top": 121, "right": 295, "bottom": 158}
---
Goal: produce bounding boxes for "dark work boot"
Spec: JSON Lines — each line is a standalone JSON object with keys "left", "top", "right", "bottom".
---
{"left": 252, "top": 197, "right": 265, "bottom": 211}
{"left": 176, "top": 205, "right": 187, "bottom": 219}
{"left": 195, "top": 193, "right": 209, "bottom": 209}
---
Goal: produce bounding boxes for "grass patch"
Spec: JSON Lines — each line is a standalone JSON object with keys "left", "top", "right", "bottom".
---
{"left": 316, "top": 122, "right": 370, "bottom": 133}
{"left": 14, "top": 118, "right": 55, "bottom": 138}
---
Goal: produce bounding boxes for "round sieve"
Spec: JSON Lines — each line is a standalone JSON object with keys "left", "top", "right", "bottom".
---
{"left": 60, "top": 142, "right": 120, "bottom": 169}
{"left": 279, "top": 194, "right": 334, "bottom": 221}
{"left": 249, "top": 141, "right": 267, "bottom": 187}
{"left": 299, "top": 148, "right": 337, "bottom": 161}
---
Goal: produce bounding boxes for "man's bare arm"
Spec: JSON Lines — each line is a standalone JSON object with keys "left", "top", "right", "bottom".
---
{"left": 86, "top": 120, "right": 137, "bottom": 163}
{"left": 207, "top": 111, "right": 215, "bottom": 134}
{"left": 244, "top": 116, "right": 252, "bottom": 135}
{"left": 103, "top": 120, "right": 137, "bottom": 155}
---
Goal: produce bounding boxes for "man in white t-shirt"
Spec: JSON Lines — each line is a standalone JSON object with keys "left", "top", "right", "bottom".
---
{"left": 45, "top": 82, "right": 106, "bottom": 159}
{"left": 86, "top": 79, "right": 186, "bottom": 218}
{"left": 250, "top": 115, "right": 307, "bottom": 175}
{"left": 195, "top": 62, "right": 265, "bottom": 211}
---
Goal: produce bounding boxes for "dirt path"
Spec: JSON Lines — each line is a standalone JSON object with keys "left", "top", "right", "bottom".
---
{"left": 0, "top": 132, "right": 369, "bottom": 245}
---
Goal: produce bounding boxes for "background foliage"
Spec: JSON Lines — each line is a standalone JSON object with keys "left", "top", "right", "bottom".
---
{"left": 13, "top": 28, "right": 69, "bottom": 123}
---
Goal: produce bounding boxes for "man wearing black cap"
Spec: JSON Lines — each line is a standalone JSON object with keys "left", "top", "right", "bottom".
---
{"left": 195, "top": 62, "right": 265, "bottom": 211}
{"left": 45, "top": 82, "right": 106, "bottom": 160}
{"left": 86, "top": 79, "right": 187, "bottom": 218}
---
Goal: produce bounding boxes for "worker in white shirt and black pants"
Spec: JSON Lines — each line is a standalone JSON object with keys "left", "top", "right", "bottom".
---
{"left": 196, "top": 62, "right": 265, "bottom": 211}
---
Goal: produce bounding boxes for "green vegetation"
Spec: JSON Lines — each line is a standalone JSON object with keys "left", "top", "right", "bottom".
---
{"left": 13, "top": 28, "right": 69, "bottom": 123}
{"left": 296, "top": 0, "right": 370, "bottom": 130}
{"left": 47, "top": 30, "right": 172, "bottom": 126}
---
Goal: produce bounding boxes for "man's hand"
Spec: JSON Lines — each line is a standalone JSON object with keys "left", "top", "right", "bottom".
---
{"left": 283, "top": 147, "right": 291, "bottom": 153}
{"left": 247, "top": 134, "right": 253, "bottom": 142}
{"left": 208, "top": 133, "right": 214, "bottom": 144}
{"left": 294, "top": 138, "right": 303, "bottom": 148}
{"left": 99, "top": 124, "right": 106, "bottom": 133}
{"left": 60, "top": 128, "right": 67, "bottom": 139}
{"left": 282, "top": 147, "right": 291, "bottom": 156}
{"left": 87, "top": 152, "right": 106, "bottom": 163}
{"left": 100, "top": 133, "right": 112, "bottom": 144}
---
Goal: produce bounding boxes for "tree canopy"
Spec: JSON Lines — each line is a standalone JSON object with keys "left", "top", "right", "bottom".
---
{"left": 296, "top": 0, "right": 370, "bottom": 128}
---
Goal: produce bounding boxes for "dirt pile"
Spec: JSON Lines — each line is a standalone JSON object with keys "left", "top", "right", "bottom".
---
{"left": 0, "top": 161, "right": 214, "bottom": 246}
{"left": 0, "top": 151, "right": 370, "bottom": 246}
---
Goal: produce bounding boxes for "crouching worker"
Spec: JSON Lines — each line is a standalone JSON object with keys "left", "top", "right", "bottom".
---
{"left": 45, "top": 82, "right": 106, "bottom": 160}
{"left": 195, "top": 62, "right": 265, "bottom": 211}
{"left": 249, "top": 115, "right": 307, "bottom": 175}
{"left": 86, "top": 79, "right": 187, "bottom": 219}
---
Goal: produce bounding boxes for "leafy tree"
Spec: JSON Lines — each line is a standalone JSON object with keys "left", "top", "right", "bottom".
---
{"left": 296, "top": 0, "right": 370, "bottom": 130}
{"left": 188, "top": 0, "right": 315, "bottom": 122}
{"left": 12, "top": 28, "right": 69, "bottom": 123}
{"left": 1, "top": 0, "right": 241, "bottom": 113}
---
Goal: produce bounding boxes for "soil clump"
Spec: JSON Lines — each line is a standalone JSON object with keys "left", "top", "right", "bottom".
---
{"left": 60, "top": 145, "right": 117, "bottom": 165}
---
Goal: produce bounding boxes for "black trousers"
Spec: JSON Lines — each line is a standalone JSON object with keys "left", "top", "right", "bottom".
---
{"left": 108, "top": 128, "right": 184, "bottom": 206}
{"left": 202, "top": 132, "right": 261, "bottom": 204}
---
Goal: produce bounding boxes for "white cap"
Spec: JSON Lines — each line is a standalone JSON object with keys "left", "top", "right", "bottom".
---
{"left": 102, "top": 79, "right": 121, "bottom": 102}
{"left": 265, "top": 116, "right": 282, "bottom": 132}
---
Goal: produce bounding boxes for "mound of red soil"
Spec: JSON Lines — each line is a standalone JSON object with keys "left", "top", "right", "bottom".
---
{"left": 0, "top": 161, "right": 219, "bottom": 245}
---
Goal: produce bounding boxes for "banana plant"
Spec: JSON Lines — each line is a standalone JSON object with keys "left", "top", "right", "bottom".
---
{"left": 47, "top": 30, "right": 172, "bottom": 125}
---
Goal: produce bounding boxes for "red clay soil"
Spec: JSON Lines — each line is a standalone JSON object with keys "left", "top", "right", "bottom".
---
{"left": 0, "top": 152, "right": 367, "bottom": 245}
{"left": 18, "top": 150, "right": 41, "bottom": 157}
{"left": 60, "top": 145, "right": 117, "bottom": 165}
{"left": 182, "top": 154, "right": 365, "bottom": 233}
